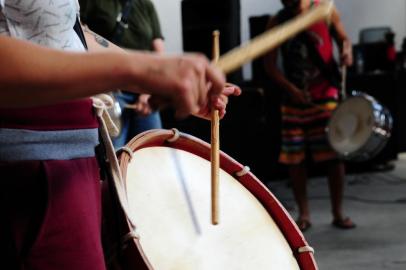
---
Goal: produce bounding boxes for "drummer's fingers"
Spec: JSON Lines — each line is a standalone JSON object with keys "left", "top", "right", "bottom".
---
{"left": 216, "top": 96, "right": 226, "bottom": 109}
{"left": 211, "top": 97, "right": 227, "bottom": 119}
{"left": 175, "top": 56, "right": 207, "bottom": 118}
{"left": 224, "top": 83, "right": 242, "bottom": 97}
{"left": 218, "top": 108, "right": 226, "bottom": 119}
{"left": 211, "top": 94, "right": 228, "bottom": 107}
{"left": 206, "top": 64, "right": 226, "bottom": 96}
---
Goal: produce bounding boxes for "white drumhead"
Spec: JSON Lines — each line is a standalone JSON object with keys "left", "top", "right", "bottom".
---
{"left": 125, "top": 146, "right": 300, "bottom": 270}
{"left": 328, "top": 97, "right": 373, "bottom": 154}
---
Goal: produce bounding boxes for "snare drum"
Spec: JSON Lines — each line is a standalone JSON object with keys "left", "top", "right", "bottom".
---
{"left": 102, "top": 129, "right": 317, "bottom": 270}
{"left": 327, "top": 91, "right": 392, "bottom": 161}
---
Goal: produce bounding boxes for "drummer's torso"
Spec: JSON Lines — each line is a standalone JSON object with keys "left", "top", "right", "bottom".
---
{"left": 0, "top": 1, "right": 98, "bottom": 161}
{"left": 0, "top": 0, "right": 85, "bottom": 52}
{"left": 277, "top": 0, "right": 338, "bottom": 95}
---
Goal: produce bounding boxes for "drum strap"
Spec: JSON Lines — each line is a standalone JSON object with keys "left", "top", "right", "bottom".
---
{"left": 92, "top": 95, "right": 137, "bottom": 231}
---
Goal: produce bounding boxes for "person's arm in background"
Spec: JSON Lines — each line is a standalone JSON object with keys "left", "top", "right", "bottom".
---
{"left": 330, "top": 6, "right": 353, "bottom": 66}
{"left": 152, "top": 38, "right": 165, "bottom": 54}
{"left": 263, "top": 16, "right": 309, "bottom": 104}
{"left": 150, "top": 0, "right": 165, "bottom": 54}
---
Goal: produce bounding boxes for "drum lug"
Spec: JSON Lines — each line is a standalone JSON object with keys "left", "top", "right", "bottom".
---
{"left": 298, "top": 245, "right": 315, "bottom": 254}
{"left": 167, "top": 128, "right": 181, "bottom": 143}
{"left": 121, "top": 229, "right": 140, "bottom": 249}
{"left": 235, "top": 166, "right": 250, "bottom": 177}
{"left": 117, "top": 146, "right": 134, "bottom": 160}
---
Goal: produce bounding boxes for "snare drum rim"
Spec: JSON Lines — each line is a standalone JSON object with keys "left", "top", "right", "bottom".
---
{"left": 118, "top": 129, "right": 318, "bottom": 270}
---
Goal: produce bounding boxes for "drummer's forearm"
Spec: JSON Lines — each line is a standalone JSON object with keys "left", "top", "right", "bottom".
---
{"left": 0, "top": 36, "right": 137, "bottom": 107}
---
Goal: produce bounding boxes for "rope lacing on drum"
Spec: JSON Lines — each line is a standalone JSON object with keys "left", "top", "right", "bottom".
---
{"left": 167, "top": 128, "right": 180, "bottom": 142}
{"left": 298, "top": 245, "right": 315, "bottom": 254}
{"left": 117, "top": 146, "right": 134, "bottom": 161}
{"left": 91, "top": 94, "right": 120, "bottom": 137}
{"left": 92, "top": 95, "right": 137, "bottom": 231}
{"left": 122, "top": 229, "right": 140, "bottom": 247}
{"left": 236, "top": 166, "right": 250, "bottom": 177}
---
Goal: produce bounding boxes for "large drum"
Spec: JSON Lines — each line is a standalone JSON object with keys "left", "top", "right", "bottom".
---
{"left": 327, "top": 91, "right": 393, "bottom": 162}
{"left": 102, "top": 129, "right": 317, "bottom": 270}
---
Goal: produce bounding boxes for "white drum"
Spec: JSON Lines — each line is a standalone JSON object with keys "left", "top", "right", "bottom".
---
{"left": 327, "top": 91, "right": 393, "bottom": 161}
{"left": 102, "top": 129, "right": 317, "bottom": 270}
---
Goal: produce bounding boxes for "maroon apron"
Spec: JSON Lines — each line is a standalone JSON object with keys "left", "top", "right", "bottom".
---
{"left": 0, "top": 99, "right": 106, "bottom": 270}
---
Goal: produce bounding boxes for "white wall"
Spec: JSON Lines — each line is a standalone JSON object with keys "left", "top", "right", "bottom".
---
{"left": 152, "top": 0, "right": 406, "bottom": 79}
{"left": 335, "top": 0, "right": 406, "bottom": 49}
{"left": 152, "top": 0, "right": 183, "bottom": 54}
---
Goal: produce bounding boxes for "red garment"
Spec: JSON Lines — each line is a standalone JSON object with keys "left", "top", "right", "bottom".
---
{"left": 387, "top": 45, "right": 397, "bottom": 62}
{"left": 0, "top": 99, "right": 98, "bottom": 130}
{"left": 0, "top": 100, "right": 106, "bottom": 270}
{"left": 306, "top": 0, "right": 338, "bottom": 100}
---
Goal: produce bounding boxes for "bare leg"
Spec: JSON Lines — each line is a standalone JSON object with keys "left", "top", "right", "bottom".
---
{"left": 289, "top": 164, "right": 310, "bottom": 222}
{"left": 327, "top": 160, "right": 355, "bottom": 228}
{"left": 327, "top": 160, "right": 345, "bottom": 220}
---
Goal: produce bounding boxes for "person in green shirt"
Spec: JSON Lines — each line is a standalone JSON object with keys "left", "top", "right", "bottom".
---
{"left": 80, "top": 0, "right": 166, "bottom": 148}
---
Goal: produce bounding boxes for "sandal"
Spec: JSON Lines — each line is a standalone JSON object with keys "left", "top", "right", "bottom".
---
{"left": 296, "top": 219, "right": 312, "bottom": 232}
{"left": 332, "top": 217, "right": 356, "bottom": 229}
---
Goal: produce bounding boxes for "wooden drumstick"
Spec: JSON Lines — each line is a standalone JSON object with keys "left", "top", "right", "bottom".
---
{"left": 211, "top": 30, "right": 220, "bottom": 225}
{"left": 124, "top": 103, "right": 138, "bottom": 110}
{"left": 341, "top": 64, "right": 347, "bottom": 100}
{"left": 215, "top": 1, "right": 333, "bottom": 74}
{"left": 341, "top": 41, "right": 348, "bottom": 100}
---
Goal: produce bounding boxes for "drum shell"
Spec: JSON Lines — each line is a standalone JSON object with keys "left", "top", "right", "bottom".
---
{"left": 327, "top": 92, "right": 393, "bottom": 162}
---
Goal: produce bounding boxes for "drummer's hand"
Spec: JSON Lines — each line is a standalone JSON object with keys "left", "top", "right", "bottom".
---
{"left": 289, "top": 87, "right": 310, "bottom": 104}
{"left": 341, "top": 41, "right": 353, "bottom": 66}
{"left": 193, "top": 83, "right": 242, "bottom": 120}
{"left": 144, "top": 53, "right": 226, "bottom": 119}
{"left": 130, "top": 94, "right": 153, "bottom": 116}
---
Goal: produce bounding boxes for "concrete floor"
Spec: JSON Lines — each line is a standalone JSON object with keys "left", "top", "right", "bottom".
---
{"left": 266, "top": 154, "right": 406, "bottom": 270}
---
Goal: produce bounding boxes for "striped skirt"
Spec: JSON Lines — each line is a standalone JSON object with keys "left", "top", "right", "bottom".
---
{"left": 279, "top": 87, "right": 339, "bottom": 165}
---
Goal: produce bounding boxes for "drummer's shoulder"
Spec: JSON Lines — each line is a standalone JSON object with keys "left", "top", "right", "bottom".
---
{"left": 329, "top": 5, "right": 343, "bottom": 24}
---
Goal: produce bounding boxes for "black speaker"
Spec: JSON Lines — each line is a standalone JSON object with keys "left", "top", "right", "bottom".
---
{"left": 249, "top": 14, "right": 271, "bottom": 82}
{"left": 181, "top": 0, "right": 242, "bottom": 83}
